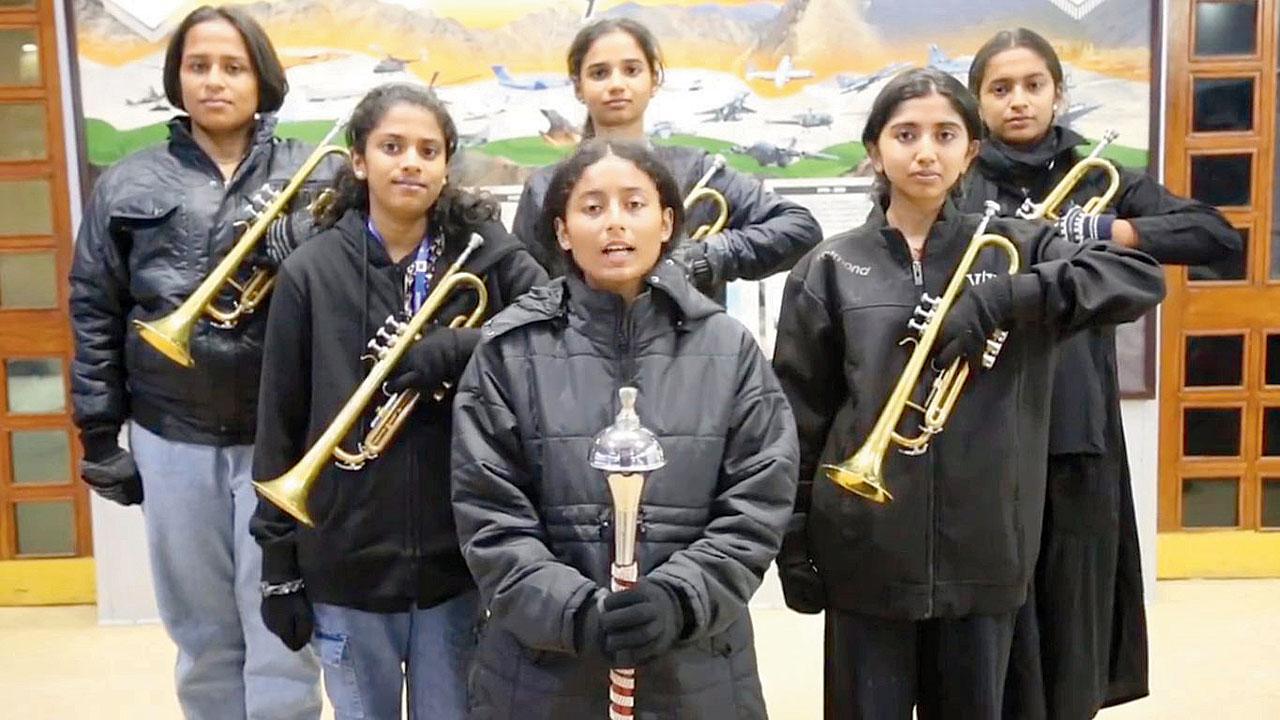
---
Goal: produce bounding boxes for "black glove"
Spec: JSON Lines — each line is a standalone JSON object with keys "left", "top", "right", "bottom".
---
{"left": 934, "top": 275, "right": 1015, "bottom": 368}
{"left": 1055, "top": 204, "right": 1116, "bottom": 245}
{"left": 601, "top": 579, "right": 687, "bottom": 667}
{"left": 385, "top": 327, "right": 481, "bottom": 395}
{"left": 776, "top": 533, "right": 825, "bottom": 614}
{"left": 573, "top": 589, "right": 610, "bottom": 663}
{"left": 79, "top": 428, "right": 143, "bottom": 506}
{"left": 670, "top": 241, "right": 718, "bottom": 291}
{"left": 260, "top": 585, "right": 314, "bottom": 652}
{"left": 259, "top": 547, "right": 313, "bottom": 651}
{"left": 257, "top": 206, "right": 318, "bottom": 271}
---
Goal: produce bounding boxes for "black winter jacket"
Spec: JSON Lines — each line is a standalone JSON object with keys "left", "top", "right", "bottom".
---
{"left": 250, "top": 209, "right": 546, "bottom": 612}
{"left": 773, "top": 202, "right": 1165, "bottom": 620}
{"left": 69, "top": 115, "right": 338, "bottom": 447}
{"left": 961, "top": 126, "right": 1240, "bottom": 454}
{"left": 511, "top": 145, "right": 822, "bottom": 300}
{"left": 451, "top": 261, "right": 799, "bottom": 718}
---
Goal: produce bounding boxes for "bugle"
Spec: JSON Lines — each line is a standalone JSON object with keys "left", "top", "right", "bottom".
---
{"left": 822, "top": 202, "right": 1019, "bottom": 503}
{"left": 684, "top": 154, "right": 729, "bottom": 240}
{"left": 254, "top": 234, "right": 489, "bottom": 527}
{"left": 133, "top": 117, "right": 351, "bottom": 368}
{"left": 1017, "top": 130, "right": 1120, "bottom": 222}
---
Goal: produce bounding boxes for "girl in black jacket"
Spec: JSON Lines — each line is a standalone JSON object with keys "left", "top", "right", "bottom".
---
{"left": 960, "top": 28, "right": 1240, "bottom": 720}
{"left": 772, "top": 68, "right": 1165, "bottom": 720}
{"left": 510, "top": 17, "right": 821, "bottom": 301}
{"left": 451, "top": 139, "right": 799, "bottom": 718}
{"left": 249, "top": 83, "right": 546, "bottom": 719}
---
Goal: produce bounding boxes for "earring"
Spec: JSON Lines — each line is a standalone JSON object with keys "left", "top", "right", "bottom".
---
{"left": 354, "top": 170, "right": 365, "bottom": 180}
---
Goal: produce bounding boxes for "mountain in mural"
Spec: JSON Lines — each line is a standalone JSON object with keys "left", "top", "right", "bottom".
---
{"left": 860, "top": 0, "right": 1150, "bottom": 48}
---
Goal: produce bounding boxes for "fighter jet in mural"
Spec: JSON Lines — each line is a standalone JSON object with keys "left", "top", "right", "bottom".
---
{"left": 374, "top": 53, "right": 419, "bottom": 74}
{"left": 927, "top": 44, "right": 974, "bottom": 76}
{"left": 126, "top": 86, "right": 168, "bottom": 110}
{"left": 769, "top": 109, "right": 834, "bottom": 128}
{"left": 746, "top": 54, "right": 815, "bottom": 89}
{"left": 492, "top": 65, "right": 571, "bottom": 91}
{"left": 698, "top": 93, "right": 756, "bottom": 122}
{"left": 540, "top": 108, "right": 582, "bottom": 146}
{"left": 731, "top": 138, "right": 838, "bottom": 168}
{"left": 1058, "top": 101, "right": 1103, "bottom": 127}
{"left": 836, "top": 62, "right": 910, "bottom": 94}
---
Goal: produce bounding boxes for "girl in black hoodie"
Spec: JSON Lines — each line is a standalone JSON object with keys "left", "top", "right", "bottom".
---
{"left": 772, "top": 68, "right": 1164, "bottom": 720}
{"left": 960, "top": 28, "right": 1240, "bottom": 720}
{"left": 249, "top": 83, "right": 546, "bottom": 719}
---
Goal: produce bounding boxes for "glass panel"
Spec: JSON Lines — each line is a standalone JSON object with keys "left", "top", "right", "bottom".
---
{"left": 14, "top": 501, "right": 75, "bottom": 556}
{"left": 0, "top": 179, "right": 52, "bottom": 235}
{"left": 1268, "top": 334, "right": 1280, "bottom": 385}
{"left": 1182, "top": 478, "right": 1239, "bottom": 527}
{"left": 1192, "top": 77, "right": 1254, "bottom": 132}
{"left": 5, "top": 357, "right": 65, "bottom": 413}
{"left": 1190, "top": 154, "right": 1251, "bottom": 207}
{"left": 1182, "top": 407, "right": 1240, "bottom": 456}
{"left": 10, "top": 429, "right": 70, "bottom": 485}
{"left": 1262, "top": 480, "right": 1280, "bottom": 528}
{"left": 1195, "top": 1, "right": 1258, "bottom": 55}
{"left": 0, "top": 252, "right": 57, "bottom": 308}
{"left": 1184, "top": 335, "right": 1244, "bottom": 387}
{"left": 1263, "top": 408, "right": 1280, "bottom": 456}
{"left": 0, "top": 103, "right": 46, "bottom": 160}
{"left": 1192, "top": 227, "right": 1247, "bottom": 282}
{"left": 0, "top": 28, "right": 39, "bottom": 86}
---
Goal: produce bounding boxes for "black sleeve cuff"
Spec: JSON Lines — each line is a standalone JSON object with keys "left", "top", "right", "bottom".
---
{"left": 79, "top": 425, "right": 122, "bottom": 463}
{"left": 261, "top": 542, "right": 301, "bottom": 583}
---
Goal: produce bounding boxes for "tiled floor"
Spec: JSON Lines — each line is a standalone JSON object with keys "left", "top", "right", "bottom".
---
{"left": 0, "top": 580, "right": 1276, "bottom": 718}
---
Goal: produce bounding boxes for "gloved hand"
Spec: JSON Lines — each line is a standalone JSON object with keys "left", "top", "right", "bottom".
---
{"left": 385, "top": 327, "right": 481, "bottom": 395}
{"left": 776, "top": 532, "right": 825, "bottom": 615}
{"left": 233, "top": 186, "right": 320, "bottom": 271}
{"left": 601, "top": 579, "right": 686, "bottom": 667}
{"left": 260, "top": 584, "right": 314, "bottom": 652}
{"left": 669, "top": 241, "right": 718, "bottom": 291}
{"left": 573, "top": 589, "right": 610, "bottom": 663}
{"left": 1055, "top": 204, "right": 1116, "bottom": 245}
{"left": 935, "top": 275, "right": 1015, "bottom": 368}
{"left": 79, "top": 428, "right": 143, "bottom": 506}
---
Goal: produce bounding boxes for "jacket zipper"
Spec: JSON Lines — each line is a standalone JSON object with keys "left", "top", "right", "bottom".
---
{"left": 911, "top": 259, "right": 923, "bottom": 287}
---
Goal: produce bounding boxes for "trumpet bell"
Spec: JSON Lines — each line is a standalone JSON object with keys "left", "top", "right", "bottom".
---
{"left": 133, "top": 315, "right": 195, "bottom": 368}
{"left": 253, "top": 470, "right": 316, "bottom": 528}
{"left": 822, "top": 460, "right": 893, "bottom": 504}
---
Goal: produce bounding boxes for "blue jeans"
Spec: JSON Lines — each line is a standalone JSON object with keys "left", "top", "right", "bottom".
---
{"left": 130, "top": 422, "right": 322, "bottom": 720}
{"left": 312, "top": 591, "right": 481, "bottom": 720}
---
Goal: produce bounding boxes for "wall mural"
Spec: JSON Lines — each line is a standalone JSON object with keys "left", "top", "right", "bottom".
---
{"left": 69, "top": 0, "right": 1157, "bottom": 394}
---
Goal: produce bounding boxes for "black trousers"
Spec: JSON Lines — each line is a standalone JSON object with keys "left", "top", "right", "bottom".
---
{"left": 824, "top": 609, "right": 1018, "bottom": 720}
{"left": 1003, "top": 452, "right": 1149, "bottom": 720}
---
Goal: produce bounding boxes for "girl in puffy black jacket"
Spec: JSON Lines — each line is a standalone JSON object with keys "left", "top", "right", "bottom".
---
{"left": 772, "top": 68, "right": 1165, "bottom": 720}
{"left": 960, "top": 29, "right": 1240, "bottom": 720}
{"left": 510, "top": 17, "right": 821, "bottom": 301}
{"left": 451, "top": 139, "right": 799, "bottom": 719}
{"left": 249, "top": 82, "right": 546, "bottom": 719}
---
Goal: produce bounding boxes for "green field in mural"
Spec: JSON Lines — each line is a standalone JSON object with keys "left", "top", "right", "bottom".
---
{"left": 85, "top": 119, "right": 1149, "bottom": 178}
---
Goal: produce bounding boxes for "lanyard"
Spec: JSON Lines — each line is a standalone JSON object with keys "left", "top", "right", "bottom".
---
{"left": 366, "top": 218, "right": 440, "bottom": 314}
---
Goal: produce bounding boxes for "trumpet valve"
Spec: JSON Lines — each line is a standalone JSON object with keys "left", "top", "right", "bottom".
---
{"left": 907, "top": 316, "right": 929, "bottom": 335}
{"left": 1016, "top": 198, "right": 1038, "bottom": 220}
{"left": 982, "top": 330, "right": 1009, "bottom": 369}
{"left": 898, "top": 442, "right": 929, "bottom": 457}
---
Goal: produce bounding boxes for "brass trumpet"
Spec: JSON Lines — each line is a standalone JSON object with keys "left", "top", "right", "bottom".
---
{"left": 133, "top": 117, "right": 351, "bottom": 368}
{"left": 684, "top": 154, "right": 729, "bottom": 240}
{"left": 822, "top": 202, "right": 1019, "bottom": 503}
{"left": 1017, "top": 130, "right": 1121, "bottom": 222}
{"left": 254, "top": 234, "right": 489, "bottom": 527}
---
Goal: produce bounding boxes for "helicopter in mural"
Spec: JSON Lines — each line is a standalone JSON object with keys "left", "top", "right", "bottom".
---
{"left": 731, "top": 138, "right": 839, "bottom": 168}
{"left": 698, "top": 93, "right": 756, "bottom": 122}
